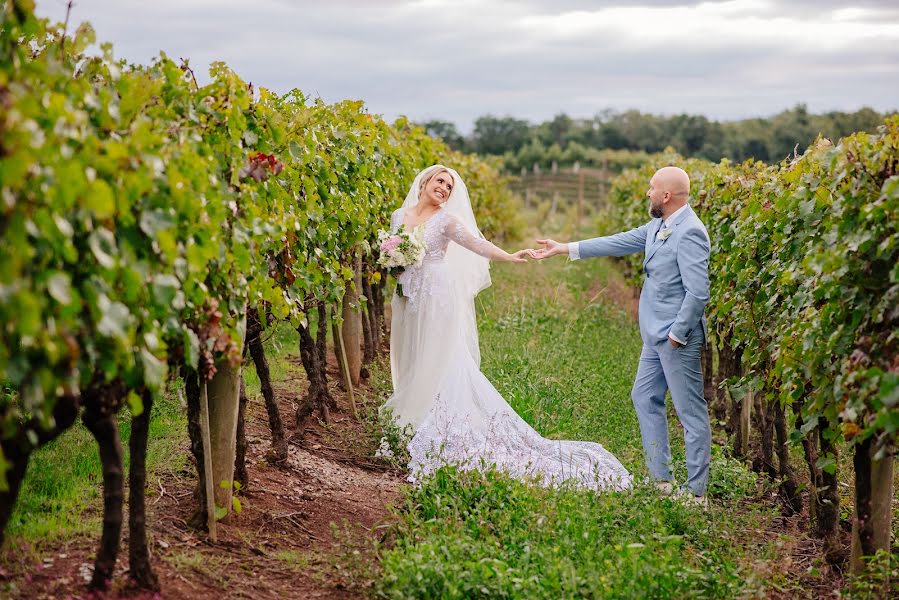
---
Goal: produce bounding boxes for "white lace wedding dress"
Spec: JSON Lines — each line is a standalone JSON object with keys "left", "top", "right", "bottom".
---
{"left": 383, "top": 171, "right": 631, "bottom": 491}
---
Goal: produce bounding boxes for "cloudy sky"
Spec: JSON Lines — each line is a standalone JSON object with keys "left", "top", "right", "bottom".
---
{"left": 36, "top": 0, "right": 899, "bottom": 131}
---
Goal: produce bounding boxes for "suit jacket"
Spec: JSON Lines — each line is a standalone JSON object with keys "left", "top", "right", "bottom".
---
{"left": 577, "top": 205, "right": 710, "bottom": 345}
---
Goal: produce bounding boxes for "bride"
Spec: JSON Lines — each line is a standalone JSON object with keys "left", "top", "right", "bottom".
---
{"left": 381, "top": 165, "right": 631, "bottom": 490}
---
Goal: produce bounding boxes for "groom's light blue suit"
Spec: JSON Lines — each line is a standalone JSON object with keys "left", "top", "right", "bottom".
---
{"left": 571, "top": 204, "right": 712, "bottom": 495}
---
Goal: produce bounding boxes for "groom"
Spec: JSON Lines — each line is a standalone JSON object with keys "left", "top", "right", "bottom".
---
{"left": 534, "top": 166, "right": 711, "bottom": 499}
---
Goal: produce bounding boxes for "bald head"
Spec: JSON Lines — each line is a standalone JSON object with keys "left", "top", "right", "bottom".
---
{"left": 653, "top": 166, "right": 690, "bottom": 197}
{"left": 647, "top": 166, "right": 690, "bottom": 219}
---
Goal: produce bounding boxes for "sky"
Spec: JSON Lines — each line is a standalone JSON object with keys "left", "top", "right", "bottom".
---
{"left": 35, "top": 0, "right": 899, "bottom": 132}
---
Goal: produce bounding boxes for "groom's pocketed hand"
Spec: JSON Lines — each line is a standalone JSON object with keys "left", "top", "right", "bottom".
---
{"left": 533, "top": 239, "right": 568, "bottom": 260}
{"left": 668, "top": 333, "right": 683, "bottom": 348}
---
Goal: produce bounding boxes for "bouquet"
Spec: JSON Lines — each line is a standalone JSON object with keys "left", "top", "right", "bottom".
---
{"left": 377, "top": 225, "right": 426, "bottom": 297}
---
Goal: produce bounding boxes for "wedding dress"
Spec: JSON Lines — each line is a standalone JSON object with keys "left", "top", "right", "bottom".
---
{"left": 382, "top": 166, "right": 631, "bottom": 491}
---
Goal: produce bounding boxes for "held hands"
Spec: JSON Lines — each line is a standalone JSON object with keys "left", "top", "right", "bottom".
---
{"left": 532, "top": 239, "right": 568, "bottom": 260}
{"left": 508, "top": 249, "right": 539, "bottom": 263}
{"left": 504, "top": 239, "right": 567, "bottom": 262}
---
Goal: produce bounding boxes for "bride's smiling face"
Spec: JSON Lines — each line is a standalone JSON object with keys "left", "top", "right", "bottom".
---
{"left": 421, "top": 170, "right": 454, "bottom": 207}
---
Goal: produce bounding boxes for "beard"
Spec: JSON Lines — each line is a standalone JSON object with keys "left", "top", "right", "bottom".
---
{"left": 649, "top": 201, "right": 664, "bottom": 219}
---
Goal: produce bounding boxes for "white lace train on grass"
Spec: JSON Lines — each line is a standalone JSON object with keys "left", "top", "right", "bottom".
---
{"left": 382, "top": 206, "right": 631, "bottom": 491}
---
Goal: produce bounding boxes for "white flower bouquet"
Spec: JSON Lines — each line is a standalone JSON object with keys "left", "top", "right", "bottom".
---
{"left": 377, "top": 225, "right": 426, "bottom": 297}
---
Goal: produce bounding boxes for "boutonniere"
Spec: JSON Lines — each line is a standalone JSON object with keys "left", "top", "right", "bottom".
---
{"left": 657, "top": 227, "right": 673, "bottom": 241}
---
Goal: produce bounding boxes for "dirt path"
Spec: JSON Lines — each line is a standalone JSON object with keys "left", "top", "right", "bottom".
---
{"left": 3, "top": 359, "right": 405, "bottom": 599}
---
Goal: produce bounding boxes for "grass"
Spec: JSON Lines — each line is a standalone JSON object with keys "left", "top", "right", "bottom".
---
{"left": 166, "top": 548, "right": 240, "bottom": 587}
{"left": 477, "top": 256, "right": 644, "bottom": 469}
{"left": 375, "top": 256, "right": 782, "bottom": 599}
{"left": 380, "top": 468, "right": 769, "bottom": 599}
{"left": 6, "top": 382, "right": 187, "bottom": 542}
{"left": 274, "top": 548, "right": 315, "bottom": 573}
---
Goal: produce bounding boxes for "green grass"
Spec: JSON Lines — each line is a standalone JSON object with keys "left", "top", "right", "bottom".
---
{"left": 6, "top": 383, "right": 187, "bottom": 542}
{"left": 380, "top": 468, "right": 768, "bottom": 599}
{"left": 376, "top": 257, "right": 779, "bottom": 599}
{"left": 477, "top": 257, "right": 645, "bottom": 469}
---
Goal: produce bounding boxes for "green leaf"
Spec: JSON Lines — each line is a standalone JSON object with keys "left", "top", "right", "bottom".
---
{"left": 140, "top": 349, "right": 166, "bottom": 390}
{"left": 183, "top": 327, "right": 200, "bottom": 370}
{"left": 815, "top": 456, "right": 836, "bottom": 475}
{"left": 0, "top": 447, "right": 10, "bottom": 492}
{"left": 97, "top": 296, "right": 132, "bottom": 342}
{"left": 799, "top": 415, "right": 819, "bottom": 436}
{"left": 139, "top": 209, "right": 175, "bottom": 237}
{"left": 53, "top": 214, "right": 74, "bottom": 238}
{"left": 214, "top": 504, "right": 229, "bottom": 521}
{"left": 89, "top": 228, "right": 118, "bottom": 269}
{"left": 85, "top": 179, "right": 116, "bottom": 218}
{"left": 151, "top": 274, "right": 181, "bottom": 306}
{"left": 880, "top": 373, "right": 899, "bottom": 408}
{"left": 127, "top": 390, "right": 144, "bottom": 417}
{"left": 46, "top": 272, "right": 72, "bottom": 305}
{"left": 231, "top": 496, "right": 242, "bottom": 515}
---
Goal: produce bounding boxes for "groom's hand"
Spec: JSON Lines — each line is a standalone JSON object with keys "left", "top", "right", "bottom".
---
{"left": 533, "top": 238, "right": 568, "bottom": 260}
{"left": 668, "top": 334, "right": 683, "bottom": 348}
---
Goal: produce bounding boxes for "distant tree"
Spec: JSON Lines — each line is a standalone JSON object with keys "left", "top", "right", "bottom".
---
{"left": 419, "top": 119, "right": 465, "bottom": 150}
{"left": 770, "top": 104, "right": 818, "bottom": 160}
{"left": 618, "top": 110, "right": 666, "bottom": 153}
{"left": 814, "top": 107, "right": 886, "bottom": 143}
{"left": 471, "top": 115, "right": 531, "bottom": 155}
{"left": 561, "top": 141, "right": 590, "bottom": 166}
{"left": 733, "top": 136, "right": 771, "bottom": 162}
{"left": 669, "top": 114, "right": 716, "bottom": 156}
{"left": 596, "top": 119, "right": 629, "bottom": 150}
{"left": 535, "top": 113, "right": 575, "bottom": 148}
{"left": 512, "top": 139, "right": 548, "bottom": 170}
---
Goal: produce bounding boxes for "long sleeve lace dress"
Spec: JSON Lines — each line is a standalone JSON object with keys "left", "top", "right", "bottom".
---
{"left": 382, "top": 207, "right": 631, "bottom": 490}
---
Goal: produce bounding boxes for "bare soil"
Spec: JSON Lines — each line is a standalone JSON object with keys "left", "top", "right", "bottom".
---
{"left": 0, "top": 357, "right": 406, "bottom": 599}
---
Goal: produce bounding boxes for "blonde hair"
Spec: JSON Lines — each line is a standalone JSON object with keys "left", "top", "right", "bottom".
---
{"left": 418, "top": 166, "right": 455, "bottom": 198}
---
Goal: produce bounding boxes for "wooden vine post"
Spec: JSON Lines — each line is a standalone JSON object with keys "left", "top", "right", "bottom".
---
{"left": 333, "top": 313, "right": 358, "bottom": 418}
{"left": 740, "top": 387, "right": 752, "bottom": 458}
{"left": 850, "top": 441, "right": 895, "bottom": 575}
{"left": 576, "top": 171, "right": 585, "bottom": 230}
{"left": 206, "top": 311, "right": 247, "bottom": 523}
{"left": 341, "top": 254, "right": 364, "bottom": 386}
{"left": 198, "top": 380, "right": 217, "bottom": 542}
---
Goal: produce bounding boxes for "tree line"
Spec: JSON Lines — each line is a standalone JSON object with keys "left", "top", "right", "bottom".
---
{"left": 421, "top": 105, "right": 894, "bottom": 171}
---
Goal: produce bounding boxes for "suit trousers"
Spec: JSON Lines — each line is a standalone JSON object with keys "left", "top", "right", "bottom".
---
{"left": 631, "top": 330, "right": 711, "bottom": 495}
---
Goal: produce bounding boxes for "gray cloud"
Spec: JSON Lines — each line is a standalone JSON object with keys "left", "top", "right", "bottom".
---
{"left": 35, "top": 0, "right": 899, "bottom": 130}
